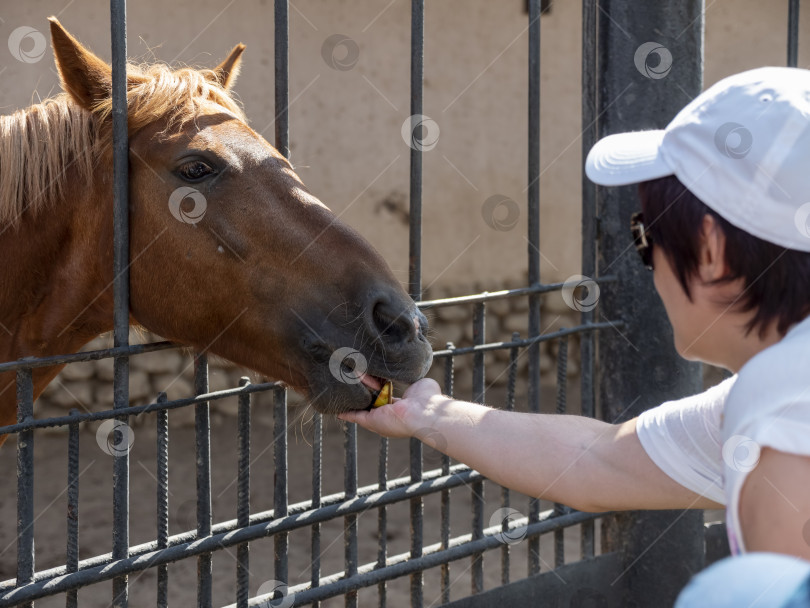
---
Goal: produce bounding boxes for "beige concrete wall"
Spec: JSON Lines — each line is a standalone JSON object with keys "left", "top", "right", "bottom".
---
{"left": 2, "top": 1, "right": 807, "bottom": 294}
{"left": 2, "top": 2, "right": 809, "bottom": 415}
{"left": 1, "top": 0, "right": 579, "bottom": 295}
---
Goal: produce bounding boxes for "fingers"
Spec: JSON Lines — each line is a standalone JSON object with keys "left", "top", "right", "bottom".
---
{"left": 337, "top": 410, "right": 365, "bottom": 424}
{"left": 338, "top": 401, "right": 411, "bottom": 439}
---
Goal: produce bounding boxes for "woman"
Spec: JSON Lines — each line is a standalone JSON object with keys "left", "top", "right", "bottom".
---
{"left": 339, "top": 67, "right": 810, "bottom": 604}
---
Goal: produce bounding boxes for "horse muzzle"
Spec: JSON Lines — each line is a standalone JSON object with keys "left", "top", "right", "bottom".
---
{"left": 299, "top": 308, "right": 433, "bottom": 414}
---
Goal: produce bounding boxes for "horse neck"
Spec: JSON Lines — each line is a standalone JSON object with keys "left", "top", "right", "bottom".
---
{"left": 0, "top": 169, "right": 115, "bottom": 423}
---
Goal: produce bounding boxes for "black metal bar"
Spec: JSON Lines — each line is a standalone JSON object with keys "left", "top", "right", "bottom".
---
{"left": 311, "top": 413, "right": 322, "bottom": 608}
{"left": 0, "top": 381, "right": 282, "bottom": 436}
{"left": 443, "top": 342, "right": 455, "bottom": 400}
{"left": 156, "top": 394, "right": 169, "bottom": 608}
{"left": 110, "top": 0, "right": 130, "bottom": 605}
{"left": 0, "top": 310, "right": 613, "bottom": 374}
{"left": 194, "top": 353, "right": 212, "bottom": 607}
{"left": 471, "top": 304, "right": 485, "bottom": 593}
{"left": 274, "top": 387, "right": 289, "bottom": 598}
{"left": 0, "top": 322, "right": 617, "bottom": 435}
{"left": 1, "top": 462, "right": 475, "bottom": 589}
{"left": 344, "top": 421, "right": 358, "bottom": 608}
{"left": 2, "top": 493, "right": 600, "bottom": 608}
{"left": 5, "top": 465, "right": 588, "bottom": 603}
{"left": 0, "top": 0, "right": 649, "bottom": 600}
{"left": 580, "top": 0, "right": 598, "bottom": 562}
{"left": 66, "top": 409, "right": 80, "bottom": 608}
{"left": 553, "top": 337, "right": 568, "bottom": 568}
{"left": 0, "top": 333, "right": 613, "bottom": 425}
{"left": 440, "top": 343, "right": 454, "bottom": 604}
{"left": 472, "top": 305, "right": 486, "bottom": 405}
{"left": 506, "top": 334, "right": 519, "bottom": 410}
{"left": 0, "top": 341, "right": 176, "bottom": 374}
{"left": 376, "top": 434, "right": 388, "bottom": 607}
{"left": 229, "top": 511, "right": 604, "bottom": 608}
{"left": 409, "top": 2, "right": 425, "bottom": 605}
{"left": 501, "top": 332, "right": 520, "bottom": 586}
{"left": 272, "top": 2, "right": 290, "bottom": 596}
{"left": 408, "top": 416, "right": 424, "bottom": 608}
{"left": 274, "top": 0, "right": 289, "bottom": 158}
{"left": 527, "top": 0, "right": 542, "bottom": 577}
{"left": 595, "top": 1, "right": 705, "bottom": 604}
{"left": 237, "top": 379, "right": 251, "bottom": 608}
{"left": 16, "top": 368, "right": 34, "bottom": 608}
{"left": 416, "top": 276, "right": 619, "bottom": 312}
{"left": 409, "top": 0, "right": 424, "bottom": 303}
{"left": 788, "top": 0, "right": 800, "bottom": 67}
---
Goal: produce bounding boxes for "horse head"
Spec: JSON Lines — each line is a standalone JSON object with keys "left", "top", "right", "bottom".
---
{"left": 44, "top": 19, "right": 432, "bottom": 414}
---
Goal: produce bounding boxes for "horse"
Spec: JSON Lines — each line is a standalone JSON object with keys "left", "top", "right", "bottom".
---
{"left": 0, "top": 18, "right": 432, "bottom": 442}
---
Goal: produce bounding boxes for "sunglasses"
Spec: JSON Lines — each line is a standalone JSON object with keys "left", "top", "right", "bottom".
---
{"left": 630, "top": 212, "right": 654, "bottom": 270}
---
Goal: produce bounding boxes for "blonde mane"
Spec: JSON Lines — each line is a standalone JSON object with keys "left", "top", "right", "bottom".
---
{"left": 0, "top": 62, "right": 246, "bottom": 226}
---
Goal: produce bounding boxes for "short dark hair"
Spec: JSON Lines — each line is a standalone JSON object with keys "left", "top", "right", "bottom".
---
{"left": 638, "top": 175, "right": 810, "bottom": 337}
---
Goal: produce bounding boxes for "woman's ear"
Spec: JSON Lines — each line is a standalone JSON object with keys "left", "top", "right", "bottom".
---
{"left": 697, "top": 214, "right": 728, "bottom": 282}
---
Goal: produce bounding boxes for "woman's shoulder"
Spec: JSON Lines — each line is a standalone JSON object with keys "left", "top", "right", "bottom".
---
{"left": 736, "top": 316, "right": 810, "bottom": 386}
{"left": 726, "top": 316, "right": 810, "bottom": 428}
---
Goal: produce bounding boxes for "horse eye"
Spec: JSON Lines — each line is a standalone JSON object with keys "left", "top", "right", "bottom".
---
{"left": 178, "top": 160, "right": 215, "bottom": 181}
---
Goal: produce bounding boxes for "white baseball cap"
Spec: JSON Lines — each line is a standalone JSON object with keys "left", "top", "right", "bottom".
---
{"left": 585, "top": 67, "right": 810, "bottom": 252}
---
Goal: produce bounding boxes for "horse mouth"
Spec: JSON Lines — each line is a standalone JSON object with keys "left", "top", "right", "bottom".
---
{"left": 357, "top": 371, "right": 391, "bottom": 408}
{"left": 299, "top": 336, "right": 429, "bottom": 414}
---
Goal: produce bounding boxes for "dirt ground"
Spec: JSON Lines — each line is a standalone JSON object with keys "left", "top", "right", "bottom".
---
{"left": 0, "top": 382, "right": 720, "bottom": 607}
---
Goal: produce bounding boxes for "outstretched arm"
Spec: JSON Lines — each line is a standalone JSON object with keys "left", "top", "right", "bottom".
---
{"left": 339, "top": 378, "right": 722, "bottom": 513}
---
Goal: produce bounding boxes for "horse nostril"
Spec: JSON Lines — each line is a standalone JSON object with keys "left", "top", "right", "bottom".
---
{"left": 371, "top": 298, "right": 416, "bottom": 343}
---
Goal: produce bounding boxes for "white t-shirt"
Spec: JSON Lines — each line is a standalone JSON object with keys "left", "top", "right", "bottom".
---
{"left": 636, "top": 314, "right": 810, "bottom": 554}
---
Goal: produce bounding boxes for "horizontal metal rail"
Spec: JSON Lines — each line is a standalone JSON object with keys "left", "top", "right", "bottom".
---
{"left": 416, "top": 275, "right": 618, "bottom": 310}
{"left": 0, "top": 464, "right": 474, "bottom": 593}
{"left": 0, "top": 341, "right": 177, "bottom": 373}
{"left": 0, "top": 466, "right": 605, "bottom": 605}
{"left": 0, "top": 321, "right": 620, "bottom": 434}
{"left": 229, "top": 510, "right": 605, "bottom": 607}
{"left": 431, "top": 321, "right": 620, "bottom": 358}
{"left": 0, "top": 274, "right": 618, "bottom": 374}
{"left": 0, "top": 382, "right": 282, "bottom": 435}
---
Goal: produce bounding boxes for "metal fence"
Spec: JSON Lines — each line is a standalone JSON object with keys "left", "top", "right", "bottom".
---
{"left": 0, "top": 0, "right": 803, "bottom": 607}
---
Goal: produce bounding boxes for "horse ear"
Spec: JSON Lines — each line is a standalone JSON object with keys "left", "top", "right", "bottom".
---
{"left": 212, "top": 44, "right": 245, "bottom": 90}
{"left": 48, "top": 17, "right": 112, "bottom": 110}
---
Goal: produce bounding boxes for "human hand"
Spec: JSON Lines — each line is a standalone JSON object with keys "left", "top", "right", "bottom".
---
{"left": 337, "top": 377, "right": 444, "bottom": 438}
